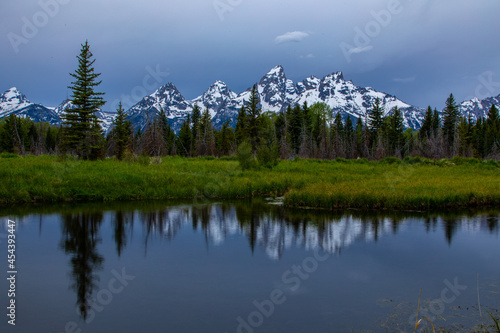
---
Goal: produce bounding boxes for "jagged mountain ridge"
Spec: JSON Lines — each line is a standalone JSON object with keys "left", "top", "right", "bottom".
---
{"left": 126, "top": 65, "right": 428, "bottom": 132}
{"left": 0, "top": 87, "right": 60, "bottom": 124}
{"left": 0, "top": 90, "right": 115, "bottom": 130}
{"left": 2, "top": 66, "right": 500, "bottom": 133}
{"left": 457, "top": 95, "right": 500, "bottom": 122}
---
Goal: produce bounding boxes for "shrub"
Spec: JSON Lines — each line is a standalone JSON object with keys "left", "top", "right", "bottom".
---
{"left": 486, "top": 159, "right": 499, "bottom": 168}
{"left": 0, "top": 152, "right": 19, "bottom": 158}
{"left": 257, "top": 143, "right": 279, "bottom": 169}
{"left": 379, "top": 157, "right": 401, "bottom": 164}
{"left": 137, "top": 155, "right": 151, "bottom": 166}
{"left": 237, "top": 141, "right": 257, "bottom": 170}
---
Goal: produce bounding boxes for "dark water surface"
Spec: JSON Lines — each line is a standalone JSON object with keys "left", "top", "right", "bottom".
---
{"left": 0, "top": 200, "right": 499, "bottom": 333}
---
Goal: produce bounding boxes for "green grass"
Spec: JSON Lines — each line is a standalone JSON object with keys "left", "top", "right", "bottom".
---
{"left": 0, "top": 155, "right": 499, "bottom": 210}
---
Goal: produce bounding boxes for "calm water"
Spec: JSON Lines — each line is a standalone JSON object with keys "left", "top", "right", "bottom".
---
{"left": 0, "top": 200, "right": 499, "bottom": 333}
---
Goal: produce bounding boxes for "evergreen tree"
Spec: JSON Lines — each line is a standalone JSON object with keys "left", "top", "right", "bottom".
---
{"left": 216, "top": 120, "right": 235, "bottom": 156}
{"left": 487, "top": 104, "right": 499, "bottom": 123}
{"left": 310, "top": 102, "right": 332, "bottom": 150}
{"left": 176, "top": 115, "right": 192, "bottom": 157}
{"left": 0, "top": 114, "right": 26, "bottom": 154}
{"left": 387, "top": 106, "right": 405, "bottom": 155}
{"left": 158, "top": 108, "right": 175, "bottom": 155}
{"left": 302, "top": 102, "right": 312, "bottom": 136}
{"left": 472, "top": 118, "right": 486, "bottom": 158}
{"left": 111, "top": 102, "right": 132, "bottom": 160}
{"left": 333, "top": 112, "right": 344, "bottom": 139}
{"left": 235, "top": 106, "right": 247, "bottom": 145}
{"left": 355, "top": 117, "right": 364, "bottom": 157}
{"left": 345, "top": 116, "right": 353, "bottom": 141}
{"left": 344, "top": 115, "right": 354, "bottom": 157}
{"left": 196, "top": 108, "right": 216, "bottom": 156}
{"left": 274, "top": 110, "right": 286, "bottom": 144}
{"left": 420, "top": 106, "right": 433, "bottom": 139}
{"left": 486, "top": 105, "right": 500, "bottom": 155}
{"left": 457, "top": 116, "right": 473, "bottom": 156}
{"left": 45, "top": 125, "right": 58, "bottom": 153}
{"left": 442, "top": 93, "right": 460, "bottom": 150}
{"left": 62, "top": 40, "right": 106, "bottom": 159}
{"left": 289, "top": 104, "right": 303, "bottom": 153}
{"left": 246, "top": 85, "right": 262, "bottom": 152}
{"left": 431, "top": 108, "right": 441, "bottom": 136}
{"left": 368, "top": 98, "right": 384, "bottom": 142}
{"left": 191, "top": 104, "right": 201, "bottom": 151}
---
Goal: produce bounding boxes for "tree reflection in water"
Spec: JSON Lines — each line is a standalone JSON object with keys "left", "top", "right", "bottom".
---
{"left": 60, "top": 212, "right": 104, "bottom": 320}
{"left": 56, "top": 201, "right": 499, "bottom": 321}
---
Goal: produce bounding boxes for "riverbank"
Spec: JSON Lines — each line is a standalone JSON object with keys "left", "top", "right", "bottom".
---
{"left": 1, "top": 154, "right": 499, "bottom": 210}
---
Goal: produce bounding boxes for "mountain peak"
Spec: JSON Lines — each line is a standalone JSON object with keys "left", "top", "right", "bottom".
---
{"left": 1, "top": 87, "right": 30, "bottom": 104}
{"left": 161, "top": 82, "right": 177, "bottom": 90}
{"left": 328, "top": 71, "right": 344, "bottom": 82}
{"left": 152, "top": 82, "right": 181, "bottom": 97}
{"left": 266, "top": 65, "right": 285, "bottom": 77}
{"left": 198, "top": 80, "right": 235, "bottom": 100}
{"left": 210, "top": 80, "right": 228, "bottom": 89}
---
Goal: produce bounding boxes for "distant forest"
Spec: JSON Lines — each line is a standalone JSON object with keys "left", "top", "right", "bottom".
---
{"left": 1, "top": 87, "right": 499, "bottom": 162}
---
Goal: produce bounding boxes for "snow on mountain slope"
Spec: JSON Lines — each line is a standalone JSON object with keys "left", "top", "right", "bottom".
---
{"left": 126, "top": 82, "right": 192, "bottom": 132}
{"left": 193, "top": 81, "right": 238, "bottom": 113}
{"left": 192, "top": 80, "right": 241, "bottom": 127}
{"left": 257, "top": 65, "right": 298, "bottom": 112}
{"left": 0, "top": 87, "right": 61, "bottom": 124}
{"left": 0, "top": 87, "right": 32, "bottom": 117}
{"left": 458, "top": 95, "right": 500, "bottom": 122}
{"left": 4, "top": 67, "right": 500, "bottom": 134}
{"left": 124, "top": 65, "right": 427, "bottom": 132}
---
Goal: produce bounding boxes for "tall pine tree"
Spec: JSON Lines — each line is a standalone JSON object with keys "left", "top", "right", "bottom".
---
{"left": 62, "top": 40, "right": 106, "bottom": 159}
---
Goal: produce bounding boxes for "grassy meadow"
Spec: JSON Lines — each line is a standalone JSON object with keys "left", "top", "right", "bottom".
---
{"left": 1, "top": 154, "right": 499, "bottom": 210}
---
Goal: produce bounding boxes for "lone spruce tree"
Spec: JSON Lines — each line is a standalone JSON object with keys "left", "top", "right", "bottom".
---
{"left": 63, "top": 40, "right": 106, "bottom": 159}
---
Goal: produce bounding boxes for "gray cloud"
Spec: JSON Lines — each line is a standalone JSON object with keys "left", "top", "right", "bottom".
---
{"left": 275, "top": 31, "right": 310, "bottom": 44}
{"left": 0, "top": 0, "right": 499, "bottom": 109}
{"left": 393, "top": 76, "right": 416, "bottom": 83}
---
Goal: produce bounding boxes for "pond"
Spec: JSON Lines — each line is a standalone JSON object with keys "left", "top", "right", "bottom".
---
{"left": 0, "top": 200, "right": 499, "bottom": 332}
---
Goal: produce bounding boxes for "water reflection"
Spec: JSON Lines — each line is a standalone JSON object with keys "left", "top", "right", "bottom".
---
{"left": 60, "top": 212, "right": 104, "bottom": 320}
{"left": 7, "top": 201, "right": 498, "bottom": 324}
{"left": 136, "top": 203, "right": 499, "bottom": 259}
{"left": 112, "top": 210, "right": 133, "bottom": 257}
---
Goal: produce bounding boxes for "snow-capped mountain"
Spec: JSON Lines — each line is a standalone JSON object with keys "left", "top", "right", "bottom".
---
{"left": 0, "top": 87, "right": 31, "bottom": 117}
{"left": 0, "top": 88, "right": 117, "bottom": 131}
{"left": 126, "top": 83, "right": 192, "bottom": 132}
{"left": 192, "top": 80, "right": 241, "bottom": 128}
{"left": 52, "top": 99, "right": 73, "bottom": 115}
{"left": 0, "top": 87, "right": 61, "bottom": 124}
{"left": 126, "top": 65, "right": 427, "bottom": 132}
{"left": 138, "top": 204, "right": 398, "bottom": 260}
{"left": 458, "top": 95, "right": 500, "bottom": 122}
{"left": 3, "top": 66, "right": 500, "bottom": 133}
{"left": 256, "top": 65, "right": 298, "bottom": 112}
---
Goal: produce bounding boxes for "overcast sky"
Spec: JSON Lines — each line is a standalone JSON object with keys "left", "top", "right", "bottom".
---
{"left": 1, "top": 0, "right": 499, "bottom": 111}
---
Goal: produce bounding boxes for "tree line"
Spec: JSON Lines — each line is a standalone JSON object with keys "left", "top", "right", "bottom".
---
{"left": 1, "top": 41, "right": 499, "bottom": 162}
